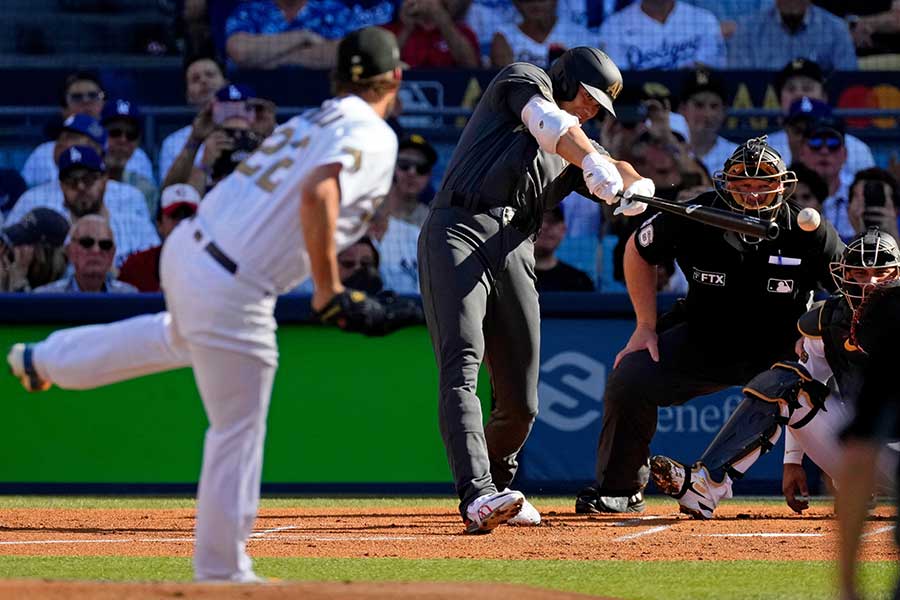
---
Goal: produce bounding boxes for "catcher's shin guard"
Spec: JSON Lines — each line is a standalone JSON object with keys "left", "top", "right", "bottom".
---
{"left": 698, "top": 362, "right": 827, "bottom": 481}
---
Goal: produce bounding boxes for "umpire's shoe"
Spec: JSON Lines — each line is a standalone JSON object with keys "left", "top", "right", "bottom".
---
{"left": 650, "top": 455, "right": 733, "bottom": 520}
{"left": 575, "top": 486, "right": 646, "bottom": 514}
{"left": 7, "top": 344, "right": 51, "bottom": 392}
{"left": 464, "top": 489, "right": 525, "bottom": 534}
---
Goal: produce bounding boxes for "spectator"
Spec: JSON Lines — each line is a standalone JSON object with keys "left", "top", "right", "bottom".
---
{"left": 369, "top": 203, "right": 420, "bottom": 295}
{"left": 0, "top": 208, "right": 69, "bottom": 292}
{"left": 8, "top": 146, "right": 159, "bottom": 268}
{"left": 388, "top": 134, "right": 437, "bottom": 228}
{"left": 535, "top": 206, "right": 595, "bottom": 292}
{"left": 677, "top": 67, "right": 736, "bottom": 176}
{"left": 225, "top": 0, "right": 394, "bottom": 68}
{"left": 796, "top": 116, "right": 854, "bottom": 240}
{"left": 599, "top": 0, "right": 725, "bottom": 70}
{"left": 164, "top": 84, "right": 263, "bottom": 194}
{"left": 789, "top": 160, "right": 829, "bottom": 211}
{"left": 729, "top": 1, "right": 857, "bottom": 70}
{"left": 118, "top": 184, "right": 200, "bottom": 292}
{"left": 158, "top": 55, "right": 228, "bottom": 183}
{"left": 102, "top": 99, "right": 159, "bottom": 218}
{"left": 767, "top": 59, "right": 875, "bottom": 180}
{"left": 250, "top": 97, "right": 278, "bottom": 139}
{"left": 846, "top": 168, "right": 900, "bottom": 241}
{"left": 489, "top": 0, "right": 596, "bottom": 67}
{"left": 338, "top": 236, "right": 383, "bottom": 294}
{"left": 685, "top": 0, "right": 772, "bottom": 39}
{"left": 34, "top": 215, "right": 137, "bottom": 294}
{"left": 813, "top": 1, "right": 900, "bottom": 56}
{"left": 21, "top": 73, "right": 155, "bottom": 189}
{"left": 385, "top": 0, "right": 481, "bottom": 68}
{"left": 22, "top": 114, "right": 106, "bottom": 189}
{"left": 0, "top": 169, "right": 27, "bottom": 225}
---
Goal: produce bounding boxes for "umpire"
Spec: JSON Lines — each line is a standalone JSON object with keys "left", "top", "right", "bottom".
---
{"left": 418, "top": 48, "right": 654, "bottom": 534}
{"left": 575, "top": 136, "right": 844, "bottom": 514}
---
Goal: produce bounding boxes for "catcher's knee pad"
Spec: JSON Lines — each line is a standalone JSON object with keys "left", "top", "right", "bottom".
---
{"left": 744, "top": 361, "right": 830, "bottom": 430}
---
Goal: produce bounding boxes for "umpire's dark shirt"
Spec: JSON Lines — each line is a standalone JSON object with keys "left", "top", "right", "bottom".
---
{"left": 439, "top": 62, "right": 600, "bottom": 233}
{"left": 633, "top": 193, "right": 844, "bottom": 356}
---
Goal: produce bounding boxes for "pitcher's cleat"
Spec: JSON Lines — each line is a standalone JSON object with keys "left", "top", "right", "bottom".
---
{"left": 464, "top": 489, "right": 525, "bottom": 534}
{"left": 7, "top": 344, "right": 51, "bottom": 392}
{"left": 650, "top": 455, "right": 733, "bottom": 520}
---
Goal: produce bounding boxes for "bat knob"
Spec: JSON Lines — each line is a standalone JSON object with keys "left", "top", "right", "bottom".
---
{"left": 766, "top": 222, "right": 780, "bottom": 240}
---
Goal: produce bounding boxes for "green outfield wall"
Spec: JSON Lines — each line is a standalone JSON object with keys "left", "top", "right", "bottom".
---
{"left": 0, "top": 324, "right": 489, "bottom": 486}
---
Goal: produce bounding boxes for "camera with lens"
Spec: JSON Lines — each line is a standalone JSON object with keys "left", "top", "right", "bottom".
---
{"left": 862, "top": 180, "right": 888, "bottom": 230}
{"left": 211, "top": 128, "right": 263, "bottom": 182}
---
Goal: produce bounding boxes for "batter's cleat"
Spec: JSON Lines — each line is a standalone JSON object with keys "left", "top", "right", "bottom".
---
{"left": 464, "top": 489, "right": 525, "bottom": 534}
{"left": 506, "top": 495, "right": 541, "bottom": 526}
{"left": 575, "top": 486, "right": 645, "bottom": 514}
{"left": 650, "top": 455, "right": 733, "bottom": 520}
{"left": 7, "top": 343, "right": 51, "bottom": 392}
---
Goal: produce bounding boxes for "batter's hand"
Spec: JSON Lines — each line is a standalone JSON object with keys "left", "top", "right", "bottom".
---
{"left": 613, "top": 322, "right": 658, "bottom": 369}
{"left": 782, "top": 463, "right": 810, "bottom": 514}
{"left": 582, "top": 153, "right": 623, "bottom": 204}
{"left": 312, "top": 288, "right": 388, "bottom": 336}
{"left": 614, "top": 178, "right": 652, "bottom": 217}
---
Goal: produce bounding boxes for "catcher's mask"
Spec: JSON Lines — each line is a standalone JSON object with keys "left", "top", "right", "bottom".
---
{"left": 713, "top": 136, "right": 797, "bottom": 221}
{"left": 830, "top": 227, "right": 900, "bottom": 311}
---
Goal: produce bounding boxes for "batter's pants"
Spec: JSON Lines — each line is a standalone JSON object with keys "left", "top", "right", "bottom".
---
{"left": 594, "top": 321, "right": 787, "bottom": 495}
{"left": 418, "top": 203, "right": 539, "bottom": 518}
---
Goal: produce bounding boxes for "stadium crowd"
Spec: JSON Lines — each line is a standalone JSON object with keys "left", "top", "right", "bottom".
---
{"left": 1, "top": 0, "right": 899, "bottom": 296}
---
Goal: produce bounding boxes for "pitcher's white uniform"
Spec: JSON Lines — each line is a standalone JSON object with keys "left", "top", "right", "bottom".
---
{"left": 28, "top": 95, "right": 397, "bottom": 581}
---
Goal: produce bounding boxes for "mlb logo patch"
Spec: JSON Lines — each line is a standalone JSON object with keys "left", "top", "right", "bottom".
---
{"left": 767, "top": 278, "right": 794, "bottom": 293}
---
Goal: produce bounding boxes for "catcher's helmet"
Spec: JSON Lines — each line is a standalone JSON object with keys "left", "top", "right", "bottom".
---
{"left": 713, "top": 136, "right": 797, "bottom": 220}
{"left": 548, "top": 47, "right": 623, "bottom": 117}
{"left": 830, "top": 227, "right": 900, "bottom": 310}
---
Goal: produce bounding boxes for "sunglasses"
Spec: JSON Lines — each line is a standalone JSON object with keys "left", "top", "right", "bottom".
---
{"left": 107, "top": 127, "right": 139, "bottom": 141}
{"left": 339, "top": 258, "right": 375, "bottom": 270}
{"left": 76, "top": 236, "right": 114, "bottom": 251}
{"left": 806, "top": 134, "right": 843, "bottom": 152}
{"left": 396, "top": 159, "right": 431, "bottom": 175}
{"left": 67, "top": 90, "right": 104, "bottom": 104}
{"left": 61, "top": 172, "right": 102, "bottom": 188}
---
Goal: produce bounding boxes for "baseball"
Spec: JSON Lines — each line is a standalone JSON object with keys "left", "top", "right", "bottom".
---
{"left": 797, "top": 207, "right": 821, "bottom": 232}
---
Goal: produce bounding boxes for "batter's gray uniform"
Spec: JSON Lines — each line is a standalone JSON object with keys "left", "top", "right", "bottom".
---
{"left": 418, "top": 63, "right": 604, "bottom": 516}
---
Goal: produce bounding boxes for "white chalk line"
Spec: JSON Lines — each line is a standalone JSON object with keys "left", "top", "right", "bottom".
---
{"left": 250, "top": 525, "right": 300, "bottom": 539}
{"left": 698, "top": 533, "right": 823, "bottom": 538}
{"left": 861, "top": 525, "right": 895, "bottom": 539}
{"left": 614, "top": 526, "right": 671, "bottom": 541}
{"left": 609, "top": 516, "right": 670, "bottom": 527}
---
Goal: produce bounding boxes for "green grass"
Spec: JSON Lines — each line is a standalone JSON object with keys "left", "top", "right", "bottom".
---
{"left": 0, "top": 556, "right": 896, "bottom": 600}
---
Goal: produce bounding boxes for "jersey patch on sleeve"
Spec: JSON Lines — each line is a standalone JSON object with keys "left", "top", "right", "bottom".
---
{"left": 638, "top": 224, "right": 654, "bottom": 247}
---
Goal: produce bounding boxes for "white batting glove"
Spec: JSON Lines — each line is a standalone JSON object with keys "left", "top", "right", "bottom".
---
{"left": 581, "top": 152, "right": 623, "bottom": 205}
{"left": 614, "top": 178, "right": 653, "bottom": 217}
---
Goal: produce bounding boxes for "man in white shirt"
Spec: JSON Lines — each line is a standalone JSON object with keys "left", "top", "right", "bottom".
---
{"left": 157, "top": 56, "right": 228, "bottom": 182}
{"left": 599, "top": 0, "right": 725, "bottom": 70}
{"left": 677, "top": 67, "right": 736, "bottom": 176}
{"left": 8, "top": 146, "right": 159, "bottom": 267}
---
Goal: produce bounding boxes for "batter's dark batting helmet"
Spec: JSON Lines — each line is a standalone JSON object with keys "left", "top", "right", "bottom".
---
{"left": 548, "top": 47, "right": 623, "bottom": 117}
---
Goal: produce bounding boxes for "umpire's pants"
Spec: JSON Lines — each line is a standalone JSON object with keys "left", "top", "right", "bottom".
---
{"left": 418, "top": 202, "right": 539, "bottom": 518}
{"left": 594, "top": 320, "right": 785, "bottom": 496}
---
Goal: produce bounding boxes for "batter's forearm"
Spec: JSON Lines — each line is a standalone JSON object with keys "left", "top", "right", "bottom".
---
{"left": 623, "top": 234, "right": 658, "bottom": 328}
{"left": 555, "top": 126, "right": 602, "bottom": 166}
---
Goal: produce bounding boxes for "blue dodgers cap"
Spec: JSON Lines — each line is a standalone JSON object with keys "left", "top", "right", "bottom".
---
{"left": 61, "top": 113, "right": 108, "bottom": 149}
{"left": 1, "top": 207, "right": 70, "bottom": 247}
{"left": 786, "top": 96, "right": 831, "bottom": 124}
{"left": 214, "top": 83, "right": 256, "bottom": 102}
{"left": 57, "top": 145, "right": 105, "bottom": 177}
{"left": 101, "top": 98, "right": 143, "bottom": 130}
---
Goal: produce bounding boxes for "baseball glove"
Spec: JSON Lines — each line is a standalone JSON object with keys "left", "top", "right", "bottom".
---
{"left": 312, "top": 289, "right": 426, "bottom": 336}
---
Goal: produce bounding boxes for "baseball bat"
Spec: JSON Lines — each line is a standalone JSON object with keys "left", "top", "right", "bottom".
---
{"left": 625, "top": 193, "right": 780, "bottom": 240}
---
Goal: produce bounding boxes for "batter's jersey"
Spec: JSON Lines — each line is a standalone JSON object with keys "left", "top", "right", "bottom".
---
{"left": 198, "top": 95, "right": 397, "bottom": 294}
{"left": 439, "top": 62, "right": 599, "bottom": 234}
{"left": 633, "top": 192, "right": 844, "bottom": 353}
